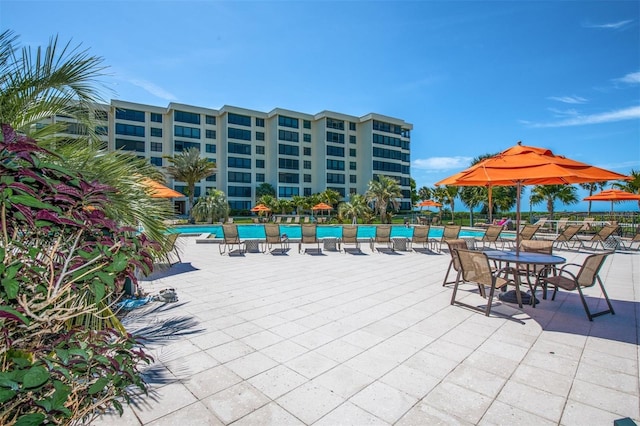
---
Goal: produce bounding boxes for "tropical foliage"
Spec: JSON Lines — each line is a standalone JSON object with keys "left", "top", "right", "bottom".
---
{"left": 338, "top": 194, "right": 372, "bottom": 224}
{"left": 166, "top": 147, "right": 216, "bottom": 222}
{"left": 530, "top": 184, "right": 579, "bottom": 216}
{"left": 365, "top": 175, "right": 402, "bottom": 223}
{"left": 613, "top": 169, "right": 640, "bottom": 210}
{"left": 192, "top": 189, "right": 229, "bottom": 223}
{"left": 0, "top": 125, "right": 154, "bottom": 425}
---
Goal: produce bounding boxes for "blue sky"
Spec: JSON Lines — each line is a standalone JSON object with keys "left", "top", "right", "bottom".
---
{"left": 2, "top": 0, "right": 639, "bottom": 212}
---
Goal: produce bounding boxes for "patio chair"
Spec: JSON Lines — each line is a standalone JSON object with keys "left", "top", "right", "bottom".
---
{"left": 533, "top": 217, "right": 551, "bottom": 233}
{"left": 556, "top": 217, "right": 570, "bottom": 233}
{"left": 219, "top": 223, "right": 245, "bottom": 255}
{"left": 479, "top": 225, "right": 506, "bottom": 250}
{"left": 517, "top": 240, "right": 554, "bottom": 297}
{"left": 581, "top": 217, "right": 596, "bottom": 233}
{"left": 370, "top": 225, "right": 392, "bottom": 252}
{"left": 163, "top": 233, "right": 182, "bottom": 265}
{"left": 536, "top": 252, "right": 614, "bottom": 321}
{"left": 553, "top": 224, "right": 584, "bottom": 250}
{"left": 303, "top": 216, "right": 310, "bottom": 223}
{"left": 285, "top": 216, "right": 293, "bottom": 224}
{"left": 438, "top": 224, "right": 461, "bottom": 252}
{"left": 442, "top": 239, "right": 471, "bottom": 287}
{"left": 583, "top": 224, "right": 620, "bottom": 251}
{"left": 409, "top": 225, "right": 435, "bottom": 252}
{"left": 294, "top": 216, "right": 300, "bottom": 223}
{"left": 227, "top": 217, "right": 234, "bottom": 224}
{"left": 275, "top": 216, "right": 282, "bottom": 224}
{"left": 299, "top": 224, "right": 321, "bottom": 254}
{"left": 451, "top": 249, "right": 510, "bottom": 317}
{"left": 264, "top": 223, "right": 288, "bottom": 254}
{"left": 519, "top": 224, "right": 540, "bottom": 241}
{"left": 340, "top": 225, "right": 360, "bottom": 253}
{"left": 617, "top": 227, "right": 640, "bottom": 251}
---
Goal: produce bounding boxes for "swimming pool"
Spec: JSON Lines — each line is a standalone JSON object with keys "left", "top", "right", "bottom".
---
{"left": 168, "top": 224, "right": 513, "bottom": 240}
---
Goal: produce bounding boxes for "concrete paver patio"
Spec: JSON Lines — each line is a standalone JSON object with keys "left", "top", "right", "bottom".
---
{"left": 95, "top": 236, "right": 640, "bottom": 425}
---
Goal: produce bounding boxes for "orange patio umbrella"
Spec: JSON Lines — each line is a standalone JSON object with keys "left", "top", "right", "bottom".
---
{"left": 417, "top": 199, "right": 442, "bottom": 208}
{"left": 436, "top": 141, "right": 630, "bottom": 254}
{"left": 584, "top": 189, "right": 640, "bottom": 217}
{"left": 142, "top": 178, "right": 183, "bottom": 198}
{"left": 250, "top": 204, "right": 271, "bottom": 212}
{"left": 312, "top": 202, "right": 333, "bottom": 211}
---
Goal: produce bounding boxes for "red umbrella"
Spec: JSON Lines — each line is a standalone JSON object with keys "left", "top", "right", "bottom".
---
{"left": 312, "top": 202, "right": 333, "bottom": 211}
{"left": 584, "top": 189, "right": 640, "bottom": 217}
{"left": 417, "top": 200, "right": 442, "bottom": 208}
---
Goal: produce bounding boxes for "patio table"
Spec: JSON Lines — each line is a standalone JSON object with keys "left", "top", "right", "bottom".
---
{"left": 483, "top": 250, "right": 566, "bottom": 308}
{"left": 391, "top": 237, "right": 409, "bottom": 251}
{"left": 244, "top": 239, "right": 262, "bottom": 253}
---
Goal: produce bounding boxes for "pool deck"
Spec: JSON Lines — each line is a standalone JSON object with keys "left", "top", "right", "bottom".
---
{"left": 94, "top": 237, "right": 640, "bottom": 425}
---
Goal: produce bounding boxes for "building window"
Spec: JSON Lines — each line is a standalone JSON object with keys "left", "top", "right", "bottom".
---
{"left": 349, "top": 135, "right": 356, "bottom": 144}
{"left": 228, "top": 113, "right": 251, "bottom": 127}
{"left": 205, "top": 129, "right": 216, "bottom": 139}
{"left": 228, "top": 142, "right": 251, "bottom": 155}
{"left": 151, "top": 113, "right": 162, "bottom": 123}
{"left": 205, "top": 115, "right": 216, "bottom": 125}
{"left": 151, "top": 142, "right": 163, "bottom": 152}
{"left": 228, "top": 127, "right": 252, "bottom": 141}
{"left": 256, "top": 131, "right": 265, "bottom": 141}
{"left": 303, "top": 147, "right": 311, "bottom": 156}
{"left": 304, "top": 174, "right": 311, "bottom": 183}
{"left": 279, "top": 158, "right": 299, "bottom": 170}
{"left": 349, "top": 122, "right": 356, "bottom": 131}
{"left": 228, "top": 157, "right": 252, "bottom": 168}
{"left": 174, "top": 140, "right": 201, "bottom": 151}
{"left": 206, "top": 174, "right": 217, "bottom": 182}
{"left": 326, "top": 131, "right": 344, "bottom": 144}
{"left": 303, "top": 160, "right": 311, "bottom": 169}
{"left": 205, "top": 144, "right": 216, "bottom": 153}
{"left": 256, "top": 145, "right": 265, "bottom": 155}
{"left": 350, "top": 175, "right": 357, "bottom": 183}
{"left": 278, "top": 186, "right": 299, "bottom": 197}
{"left": 350, "top": 161, "right": 356, "bottom": 170}
{"left": 255, "top": 117, "right": 265, "bottom": 127}
{"left": 95, "top": 110, "right": 108, "bottom": 121}
{"left": 115, "top": 108, "right": 145, "bottom": 122}
{"left": 175, "top": 185, "right": 201, "bottom": 197}
{"left": 278, "top": 115, "right": 299, "bottom": 128}
{"left": 256, "top": 159, "right": 265, "bottom": 168}
{"left": 150, "top": 157, "right": 163, "bottom": 167}
{"left": 327, "top": 187, "right": 346, "bottom": 197}
{"left": 326, "top": 173, "right": 345, "bottom": 184}
{"left": 228, "top": 186, "right": 252, "bottom": 197}
{"left": 350, "top": 187, "right": 357, "bottom": 194}
{"left": 115, "top": 138, "right": 145, "bottom": 152}
{"left": 228, "top": 171, "right": 252, "bottom": 183}
{"left": 326, "top": 146, "right": 344, "bottom": 157}
{"left": 303, "top": 120, "right": 311, "bottom": 129}
{"left": 174, "top": 125, "right": 200, "bottom": 139}
{"left": 327, "top": 159, "right": 345, "bottom": 170}
{"left": 256, "top": 173, "right": 265, "bottom": 182}
{"left": 303, "top": 133, "right": 311, "bottom": 143}
{"left": 174, "top": 110, "right": 200, "bottom": 125}
{"left": 95, "top": 125, "right": 108, "bottom": 136}
{"left": 350, "top": 148, "right": 356, "bottom": 157}
{"left": 279, "top": 129, "right": 299, "bottom": 142}
{"left": 304, "top": 187, "right": 312, "bottom": 196}
{"left": 150, "top": 127, "right": 162, "bottom": 137}
{"left": 279, "top": 144, "right": 299, "bottom": 156}
{"left": 279, "top": 172, "right": 299, "bottom": 184}
{"left": 229, "top": 200, "right": 251, "bottom": 210}
{"left": 116, "top": 123, "right": 145, "bottom": 137}
{"left": 326, "top": 118, "right": 344, "bottom": 130}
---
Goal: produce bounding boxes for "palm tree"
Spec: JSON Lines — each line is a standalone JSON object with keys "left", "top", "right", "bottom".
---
{"left": 0, "top": 30, "right": 173, "bottom": 249}
{"left": 192, "top": 189, "right": 229, "bottom": 223}
{"left": 530, "top": 184, "right": 579, "bottom": 217}
{"left": 365, "top": 175, "right": 402, "bottom": 223}
{"left": 338, "top": 194, "right": 371, "bottom": 224}
{"left": 417, "top": 186, "right": 432, "bottom": 201}
{"left": 166, "top": 148, "right": 216, "bottom": 222}
{"left": 320, "top": 189, "right": 342, "bottom": 207}
{"left": 432, "top": 186, "right": 449, "bottom": 219}
{"left": 613, "top": 169, "right": 640, "bottom": 210}
{"left": 256, "top": 182, "right": 276, "bottom": 198}
{"left": 290, "top": 195, "right": 306, "bottom": 215}
{"left": 580, "top": 181, "right": 607, "bottom": 216}
{"left": 257, "top": 194, "right": 276, "bottom": 210}
{"left": 443, "top": 186, "right": 459, "bottom": 221}
{"left": 459, "top": 186, "right": 485, "bottom": 226}
{"left": 273, "top": 198, "right": 292, "bottom": 215}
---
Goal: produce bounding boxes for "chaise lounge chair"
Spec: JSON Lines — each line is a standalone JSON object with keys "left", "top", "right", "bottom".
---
{"left": 340, "top": 225, "right": 360, "bottom": 253}
{"left": 409, "top": 225, "right": 435, "bottom": 252}
{"left": 553, "top": 224, "right": 584, "bottom": 250}
{"left": 479, "top": 225, "right": 506, "bottom": 250}
{"left": 582, "top": 224, "right": 620, "bottom": 251}
{"left": 438, "top": 224, "right": 461, "bottom": 252}
{"left": 370, "top": 225, "right": 392, "bottom": 253}
{"left": 299, "top": 224, "right": 321, "bottom": 254}
{"left": 264, "top": 223, "right": 288, "bottom": 254}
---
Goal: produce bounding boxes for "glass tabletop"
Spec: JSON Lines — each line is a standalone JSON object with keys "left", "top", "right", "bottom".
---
{"left": 483, "top": 250, "right": 566, "bottom": 265}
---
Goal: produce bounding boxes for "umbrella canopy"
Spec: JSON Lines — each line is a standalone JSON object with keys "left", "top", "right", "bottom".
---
{"left": 584, "top": 189, "right": 640, "bottom": 217}
{"left": 417, "top": 199, "right": 442, "bottom": 208}
{"left": 312, "top": 202, "right": 333, "bottom": 211}
{"left": 436, "top": 141, "right": 630, "bottom": 254}
{"left": 250, "top": 204, "right": 271, "bottom": 212}
{"left": 142, "top": 178, "right": 184, "bottom": 198}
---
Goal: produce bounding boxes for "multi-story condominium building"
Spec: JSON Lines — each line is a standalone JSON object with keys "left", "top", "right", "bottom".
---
{"left": 59, "top": 100, "right": 413, "bottom": 214}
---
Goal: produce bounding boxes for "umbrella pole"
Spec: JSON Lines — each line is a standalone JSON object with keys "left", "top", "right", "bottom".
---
{"left": 488, "top": 186, "right": 493, "bottom": 224}
{"left": 516, "top": 182, "right": 522, "bottom": 256}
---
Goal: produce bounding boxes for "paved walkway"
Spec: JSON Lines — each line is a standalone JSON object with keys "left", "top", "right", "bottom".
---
{"left": 94, "top": 237, "right": 640, "bottom": 425}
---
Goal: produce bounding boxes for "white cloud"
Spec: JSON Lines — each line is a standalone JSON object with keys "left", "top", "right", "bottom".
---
{"left": 547, "top": 95, "right": 588, "bottom": 104}
{"left": 614, "top": 71, "right": 640, "bottom": 84}
{"left": 583, "top": 19, "right": 633, "bottom": 29}
{"left": 412, "top": 156, "right": 473, "bottom": 171}
{"left": 129, "top": 79, "right": 177, "bottom": 101}
{"left": 529, "top": 105, "right": 640, "bottom": 128}
{"left": 547, "top": 107, "right": 579, "bottom": 117}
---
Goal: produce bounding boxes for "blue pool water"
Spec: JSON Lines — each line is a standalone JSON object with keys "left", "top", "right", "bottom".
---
{"left": 168, "top": 224, "right": 511, "bottom": 240}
